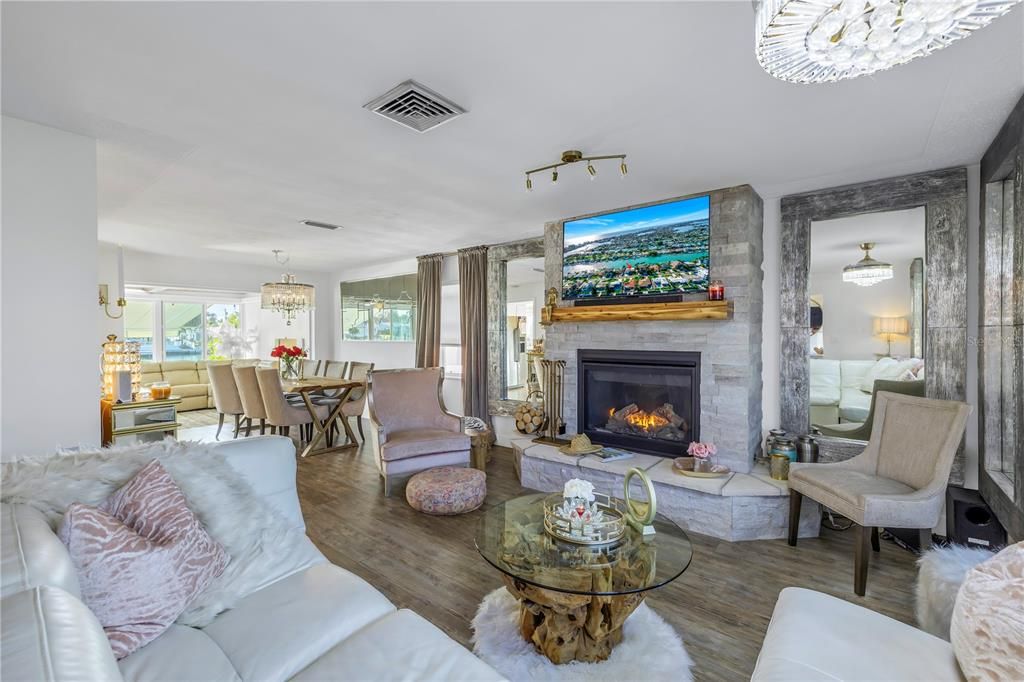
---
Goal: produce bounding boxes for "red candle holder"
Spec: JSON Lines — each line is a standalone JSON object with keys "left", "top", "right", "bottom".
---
{"left": 708, "top": 280, "right": 725, "bottom": 301}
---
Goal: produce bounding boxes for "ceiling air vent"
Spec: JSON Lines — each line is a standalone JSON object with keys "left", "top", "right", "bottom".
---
{"left": 363, "top": 79, "right": 466, "bottom": 133}
{"left": 301, "top": 219, "right": 343, "bottom": 231}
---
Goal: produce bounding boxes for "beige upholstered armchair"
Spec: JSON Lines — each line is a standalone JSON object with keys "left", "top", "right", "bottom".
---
{"left": 366, "top": 367, "right": 470, "bottom": 496}
{"left": 788, "top": 392, "right": 971, "bottom": 596}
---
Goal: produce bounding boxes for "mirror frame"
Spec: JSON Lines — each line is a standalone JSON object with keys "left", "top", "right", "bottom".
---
{"left": 779, "top": 167, "right": 969, "bottom": 483}
{"left": 486, "top": 236, "right": 545, "bottom": 416}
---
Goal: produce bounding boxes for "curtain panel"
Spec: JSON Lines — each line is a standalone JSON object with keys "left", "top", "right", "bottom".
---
{"left": 414, "top": 253, "right": 444, "bottom": 368}
{"left": 458, "top": 246, "right": 489, "bottom": 419}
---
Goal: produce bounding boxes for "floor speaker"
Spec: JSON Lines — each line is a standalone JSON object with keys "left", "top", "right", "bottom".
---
{"left": 945, "top": 486, "right": 1006, "bottom": 550}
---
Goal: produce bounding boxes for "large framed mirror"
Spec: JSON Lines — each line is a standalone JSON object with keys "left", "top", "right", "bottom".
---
{"left": 486, "top": 237, "right": 546, "bottom": 417}
{"left": 780, "top": 168, "right": 968, "bottom": 483}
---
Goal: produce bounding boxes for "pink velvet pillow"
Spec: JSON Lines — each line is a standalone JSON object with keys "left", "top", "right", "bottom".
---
{"left": 58, "top": 460, "right": 228, "bottom": 659}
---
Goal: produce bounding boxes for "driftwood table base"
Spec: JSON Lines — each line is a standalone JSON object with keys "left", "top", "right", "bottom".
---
{"left": 502, "top": 575, "right": 645, "bottom": 664}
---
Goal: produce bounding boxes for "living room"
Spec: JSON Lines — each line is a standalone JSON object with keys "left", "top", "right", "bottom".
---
{"left": 1, "top": 2, "right": 1022, "bottom": 681}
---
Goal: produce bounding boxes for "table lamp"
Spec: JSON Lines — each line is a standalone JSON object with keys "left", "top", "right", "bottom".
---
{"left": 874, "top": 317, "right": 909, "bottom": 357}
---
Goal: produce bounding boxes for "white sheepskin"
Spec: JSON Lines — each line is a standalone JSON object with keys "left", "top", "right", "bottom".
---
{"left": 471, "top": 588, "right": 693, "bottom": 681}
{"left": 1, "top": 439, "right": 324, "bottom": 626}
{"left": 916, "top": 543, "right": 994, "bottom": 640}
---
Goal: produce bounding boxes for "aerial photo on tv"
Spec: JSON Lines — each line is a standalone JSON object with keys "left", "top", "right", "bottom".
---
{"left": 562, "top": 195, "right": 710, "bottom": 300}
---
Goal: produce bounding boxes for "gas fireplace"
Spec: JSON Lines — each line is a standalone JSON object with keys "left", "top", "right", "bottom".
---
{"left": 578, "top": 349, "right": 700, "bottom": 457}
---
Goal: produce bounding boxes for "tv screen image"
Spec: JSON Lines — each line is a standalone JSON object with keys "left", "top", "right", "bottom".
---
{"left": 561, "top": 195, "right": 711, "bottom": 301}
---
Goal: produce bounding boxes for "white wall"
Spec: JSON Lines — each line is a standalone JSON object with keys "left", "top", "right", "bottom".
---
{"left": 2, "top": 117, "right": 98, "bottom": 457}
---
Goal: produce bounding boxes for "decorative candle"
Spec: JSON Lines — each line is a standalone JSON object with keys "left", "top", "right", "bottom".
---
{"left": 708, "top": 280, "right": 725, "bottom": 301}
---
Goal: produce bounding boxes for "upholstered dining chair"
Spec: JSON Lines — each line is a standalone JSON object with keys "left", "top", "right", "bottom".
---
{"left": 207, "top": 363, "right": 244, "bottom": 439}
{"left": 788, "top": 392, "right": 971, "bottom": 596}
{"left": 298, "top": 358, "right": 321, "bottom": 379}
{"left": 256, "top": 367, "right": 330, "bottom": 441}
{"left": 341, "top": 361, "right": 374, "bottom": 441}
{"left": 814, "top": 379, "right": 925, "bottom": 441}
{"left": 232, "top": 365, "right": 269, "bottom": 436}
{"left": 365, "top": 367, "right": 470, "bottom": 496}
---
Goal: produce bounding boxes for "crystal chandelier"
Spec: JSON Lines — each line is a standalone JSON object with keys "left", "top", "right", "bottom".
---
{"left": 260, "top": 250, "right": 315, "bottom": 325}
{"left": 843, "top": 242, "right": 894, "bottom": 287}
{"left": 756, "top": 0, "right": 1022, "bottom": 84}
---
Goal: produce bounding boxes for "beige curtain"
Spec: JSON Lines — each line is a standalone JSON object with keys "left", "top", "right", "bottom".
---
{"left": 415, "top": 253, "right": 444, "bottom": 368}
{"left": 459, "top": 246, "right": 489, "bottom": 419}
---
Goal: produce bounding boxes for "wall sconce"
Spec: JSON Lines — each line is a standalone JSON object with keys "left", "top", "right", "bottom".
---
{"left": 100, "top": 246, "right": 127, "bottom": 319}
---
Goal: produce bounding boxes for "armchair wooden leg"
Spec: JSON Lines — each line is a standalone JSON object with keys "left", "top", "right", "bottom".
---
{"left": 383, "top": 476, "right": 392, "bottom": 497}
{"left": 259, "top": 418, "right": 266, "bottom": 435}
{"left": 871, "top": 526, "right": 880, "bottom": 552}
{"left": 233, "top": 414, "right": 241, "bottom": 439}
{"left": 919, "top": 529, "right": 933, "bottom": 552}
{"left": 244, "top": 418, "right": 253, "bottom": 437}
{"left": 855, "top": 524, "right": 871, "bottom": 596}
{"left": 270, "top": 425, "right": 277, "bottom": 435}
{"left": 788, "top": 491, "right": 802, "bottom": 546}
{"left": 216, "top": 413, "right": 225, "bottom": 440}
{"left": 282, "top": 425, "right": 290, "bottom": 438}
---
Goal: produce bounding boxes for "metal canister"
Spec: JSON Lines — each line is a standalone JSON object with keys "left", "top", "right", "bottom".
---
{"left": 770, "top": 453, "right": 790, "bottom": 480}
{"left": 796, "top": 434, "right": 819, "bottom": 463}
{"left": 771, "top": 437, "right": 797, "bottom": 463}
{"left": 765, "top": 428, "right": 786, "bottom": 460}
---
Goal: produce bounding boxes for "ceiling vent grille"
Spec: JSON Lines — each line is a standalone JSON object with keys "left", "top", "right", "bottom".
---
{"left": 363, "top": 80, "right": 466, "bottom": 133}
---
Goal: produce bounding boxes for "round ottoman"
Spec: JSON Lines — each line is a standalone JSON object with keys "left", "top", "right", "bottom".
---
{"left": 406, "top": 466, "right": 487, "bottom": 515}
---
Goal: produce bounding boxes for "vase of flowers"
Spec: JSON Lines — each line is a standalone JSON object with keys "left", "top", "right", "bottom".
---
{"left": 687, "top": 441, "right": 718, "bottom": 473}
{"left": 271, "top": 344, "right": 306, "bottom": 380}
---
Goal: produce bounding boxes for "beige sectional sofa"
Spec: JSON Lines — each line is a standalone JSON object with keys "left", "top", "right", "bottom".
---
{"left": 141, "top": 360, "right": 261, "bottom": 411}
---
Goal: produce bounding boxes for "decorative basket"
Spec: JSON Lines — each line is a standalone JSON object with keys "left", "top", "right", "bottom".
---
{"left": 542, "top": 492, "right": 626, "bottom": 546}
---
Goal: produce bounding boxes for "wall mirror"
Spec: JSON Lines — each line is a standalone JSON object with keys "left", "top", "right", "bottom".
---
{"left": 780, "top": 168, "right": 968, "bottom": 483}
{"left": 486, "top": 237, "right": 545, "bottom": 416}
{"left": 807, "top": 208, "right": 926, "bottom": 441}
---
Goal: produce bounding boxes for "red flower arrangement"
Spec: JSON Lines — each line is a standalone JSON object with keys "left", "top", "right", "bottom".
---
{"left": 270, "top": 345, "right": 306, "bottom": 379}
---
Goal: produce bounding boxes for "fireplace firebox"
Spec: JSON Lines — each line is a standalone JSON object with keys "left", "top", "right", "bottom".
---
{"left": 577, "top": 349, "right": 700, "bottom": 457}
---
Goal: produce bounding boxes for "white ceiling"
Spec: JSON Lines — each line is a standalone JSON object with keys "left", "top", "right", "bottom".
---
{"left": 810, "top": 207, "right": 926, "bottom": 271}
{"left": 3, "top": 2, "right": 1022, "bottom": 273}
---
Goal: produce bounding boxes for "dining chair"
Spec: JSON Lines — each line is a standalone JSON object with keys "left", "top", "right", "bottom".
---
{"left": 232, "top": 365, "right": 269, "bottom": 436}
{"left": 298, "top": 358, "right": 321, "bottom": 379}
{"left": 207, "top": 363, "right": 244, "bottom": 439}
{"left": 341, "top": 361, "right": 374, "bottom": 441}
{"left": 256, "top": 367, "right": 329, "bottom": 441}
{"left": 788, "top": 392, "right": 971, "bottom": 596}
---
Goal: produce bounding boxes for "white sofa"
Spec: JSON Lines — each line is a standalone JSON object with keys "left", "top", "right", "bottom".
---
{"left": 809, "top": 359, "right": 876, "bottom": 425}
{"left": 0, "top": 436, "right": 504, "bottom": 682}
{"left": 751, "top": 587, "right": 961, "bottom": 681}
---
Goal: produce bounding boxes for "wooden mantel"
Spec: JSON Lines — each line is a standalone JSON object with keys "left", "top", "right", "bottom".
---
{"left": 540, "top": 299, "right": 731, "bottom": 325}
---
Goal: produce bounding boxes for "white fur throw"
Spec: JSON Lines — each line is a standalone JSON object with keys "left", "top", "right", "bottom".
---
{"left": 1, "top": 440, "right": 324, "bottom": 626}
{"left": 916, "top": 543, "right": 994, "bottom": 640}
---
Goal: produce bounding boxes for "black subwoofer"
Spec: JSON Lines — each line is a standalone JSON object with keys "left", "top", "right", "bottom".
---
{"left": 946, "top": 486, "right": 1006, "bottom": 550}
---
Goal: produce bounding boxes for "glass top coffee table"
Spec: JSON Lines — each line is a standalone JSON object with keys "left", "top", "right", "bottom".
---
{"left": 475, "top": 493, "right": 693, "bottom": 664}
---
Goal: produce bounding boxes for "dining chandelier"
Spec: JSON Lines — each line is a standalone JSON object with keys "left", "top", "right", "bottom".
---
{"left": 755, "top": 0, "right": 1022, "bottom": 84}
{"left": 842, "top": 242, "right": 894, "bottom": 287}
{"left": 524, "top": 150, "right": 627, "bottom": 191}
{"left": 260, "top": 250, "right": 315, "bottom": 325}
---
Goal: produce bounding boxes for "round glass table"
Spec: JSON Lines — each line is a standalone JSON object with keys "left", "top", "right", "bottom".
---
{"left": 475, "top": 493, "right": 693, "bottom": 664}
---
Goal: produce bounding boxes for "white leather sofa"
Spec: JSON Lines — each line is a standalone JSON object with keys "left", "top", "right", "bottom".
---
{"left": 0, "top": 436, "right": 504, "bottom": 682}
{"left": 809, "top": 359, "right": 875, "bottom": 425}
{"left": 751, "top": 587, "right": 961, "bottom": 681}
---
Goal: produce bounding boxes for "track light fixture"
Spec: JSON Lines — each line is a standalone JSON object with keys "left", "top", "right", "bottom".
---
{"left": 524, "top": 149, "right": 628, "bottom": 191}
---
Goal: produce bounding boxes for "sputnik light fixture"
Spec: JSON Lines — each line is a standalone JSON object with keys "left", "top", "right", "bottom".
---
{"left": 525, "top": 149, "right": 628, "bottom": 191}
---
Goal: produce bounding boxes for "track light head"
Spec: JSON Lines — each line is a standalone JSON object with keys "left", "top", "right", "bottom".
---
{"left": 526, "top": 176, "right": 533, "bottom": 191}
{"left": 551, "top": 169, "right": 558, "bottom": 183}
{"left": 586, "top": 163, "right": 597, "bottom": 178}
{"left": 619, "top": 159, "right": 628, "bottom": 177}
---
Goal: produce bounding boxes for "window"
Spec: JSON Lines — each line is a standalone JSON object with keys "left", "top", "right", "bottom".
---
{"left": 340, "top": 274, "right": 417, "bottom": 342}
{"left": 206, "top": 303, "right": 241, "bottom": 360}
{"left": 163, "top": 302, "right": 204, "bottom": 361}
{"left": 125, "top": 301, "right": 156, "bottom": 360}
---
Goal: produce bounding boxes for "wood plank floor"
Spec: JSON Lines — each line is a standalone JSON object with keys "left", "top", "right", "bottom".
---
{"left": 296, "top": 442, "right": 920, "bottom": 681}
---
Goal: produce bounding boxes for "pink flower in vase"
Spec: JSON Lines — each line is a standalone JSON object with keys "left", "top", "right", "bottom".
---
{"left": 688, "top": 441, "right": 709, "bottom": 459}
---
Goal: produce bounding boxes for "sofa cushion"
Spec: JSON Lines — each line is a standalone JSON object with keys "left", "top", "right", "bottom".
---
{"left": 752, "top": 587, "right": 959, "bottom": 682}
{"left": 118, "top": 625, "right": 239, "bottom": 682}
{"left": 201, "top": 563, "right": 396, "bottom": 681}
{"left": 839, "top": 387, "right": 871, "bottom": 422}
{"left": 141, "top": 362, "right": 163, "bottom": 387}
{"left": 858, "top": 357, "right": 917, "bottom": 393}
{"left": 840, "top": 360, "right": 875, "bottom": 389}
{"left": 161, "top": 362, "right": 201, "bottom": 386}
{"left": 789, "top": 467, "right": 914, "bottom": 509}
{"left": 171, "top": 383, "right": 207, "bottom": 399}
{"left": 292, "top": 609, "right": 505, "bottom": 682}
{"left": 1, "top": 503, "right": 82, "bottom": 598}
{"left": 381, "top": 429, "right": 471, "bottom": 461}
{"left": 1, "top": 586, "right": 124, "bottom": 682}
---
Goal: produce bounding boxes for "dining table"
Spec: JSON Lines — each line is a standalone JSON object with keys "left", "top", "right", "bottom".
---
{"left": 281, "top": 377, "right": 365, "bottom": 458}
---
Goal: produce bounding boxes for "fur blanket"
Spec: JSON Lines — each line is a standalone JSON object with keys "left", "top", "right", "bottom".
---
{"left": 1, "top": 439, "right": 324, "bottom": 626}
{"left": 916, "top": 543, "right": 994, "bottom": 639}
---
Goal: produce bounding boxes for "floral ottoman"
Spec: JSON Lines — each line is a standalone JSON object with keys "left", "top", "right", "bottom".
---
{"left": 405, "top": 466, "right": 487, "bottom": 515}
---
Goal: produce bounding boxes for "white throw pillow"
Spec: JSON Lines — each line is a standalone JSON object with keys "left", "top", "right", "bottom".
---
{"left": 859, "top": 357, "right": 901, "bottom": 392}
{"left": 950, "top": 541, "right": 1024, "bottom": 681}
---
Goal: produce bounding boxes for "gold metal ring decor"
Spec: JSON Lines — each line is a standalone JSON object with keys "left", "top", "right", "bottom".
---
{"left": 623, "top": 467, "right": 657, "bottom": 536}
{"left": 544, "top": 478, "right": 626, "bottom": 546}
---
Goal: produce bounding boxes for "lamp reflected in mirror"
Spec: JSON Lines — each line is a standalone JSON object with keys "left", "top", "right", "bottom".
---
{"left": 874, "top": 316, "right": 909, "bottom": 357}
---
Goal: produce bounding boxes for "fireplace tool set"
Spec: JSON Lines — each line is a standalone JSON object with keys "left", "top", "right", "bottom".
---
{"left": 537, "top": 358, "right": 566, "bottom": 442}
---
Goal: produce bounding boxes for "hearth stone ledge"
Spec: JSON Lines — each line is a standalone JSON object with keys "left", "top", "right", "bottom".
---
{"left": 514, "top": 439, "right": 821, "bottom": 542}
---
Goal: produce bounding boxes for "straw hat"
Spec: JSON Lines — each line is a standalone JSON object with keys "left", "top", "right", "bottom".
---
{"left": 559, "top": 433, "right": 603, "bottom": 455}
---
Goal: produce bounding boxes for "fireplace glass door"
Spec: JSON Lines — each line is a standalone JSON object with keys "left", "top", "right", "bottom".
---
{"left": 578, "top": 349, "right": 699, "bottom": 457}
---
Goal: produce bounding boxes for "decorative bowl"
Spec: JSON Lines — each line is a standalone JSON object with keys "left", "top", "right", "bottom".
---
{"left": 542, "top": 492, "right": 626, "bottom": 546}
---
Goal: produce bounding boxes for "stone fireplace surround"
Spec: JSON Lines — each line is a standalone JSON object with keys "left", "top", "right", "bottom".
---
{"left": 542, "top": 185, "right": 765, "bottom": 474}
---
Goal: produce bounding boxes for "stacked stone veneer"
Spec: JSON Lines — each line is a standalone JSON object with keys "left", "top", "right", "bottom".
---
{"left": 543, "top": 185, "right": 764, "bottom": 474}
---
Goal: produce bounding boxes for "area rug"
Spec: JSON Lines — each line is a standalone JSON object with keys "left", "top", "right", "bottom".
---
{"left": 471, "top": 588, "right": 693, "bottom": 681}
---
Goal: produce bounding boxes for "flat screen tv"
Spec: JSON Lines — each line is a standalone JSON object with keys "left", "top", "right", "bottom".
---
{"left": 561, "top": 194, "right": 710, "bottom": 301}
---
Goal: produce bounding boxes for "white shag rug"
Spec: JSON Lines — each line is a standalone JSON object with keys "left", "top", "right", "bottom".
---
{"left": 471, "top": 588, "right": 693, "bottom": 682}
{"left": 916, "top": 543, "right": 994, "bottom": 640}
{"left": 1, "top": 439, "right": 324, "bottom": 626}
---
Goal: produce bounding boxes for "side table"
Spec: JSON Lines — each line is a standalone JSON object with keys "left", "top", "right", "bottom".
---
{"left": 465, "top": 423, "right": 493, "bottom": 471}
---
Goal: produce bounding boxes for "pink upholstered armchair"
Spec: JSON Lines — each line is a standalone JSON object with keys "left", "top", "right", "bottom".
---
{"left": 366, "top": 367, "right": 470, "bottom": 496}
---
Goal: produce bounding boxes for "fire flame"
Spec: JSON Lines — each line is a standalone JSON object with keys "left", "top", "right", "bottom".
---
{"left": 608, "top": 407, "right": 669, "bottom": 432}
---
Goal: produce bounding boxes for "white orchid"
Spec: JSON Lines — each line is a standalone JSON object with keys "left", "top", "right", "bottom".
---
{"left": 563, "top": 478, "right": 595, "bottom": 502}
